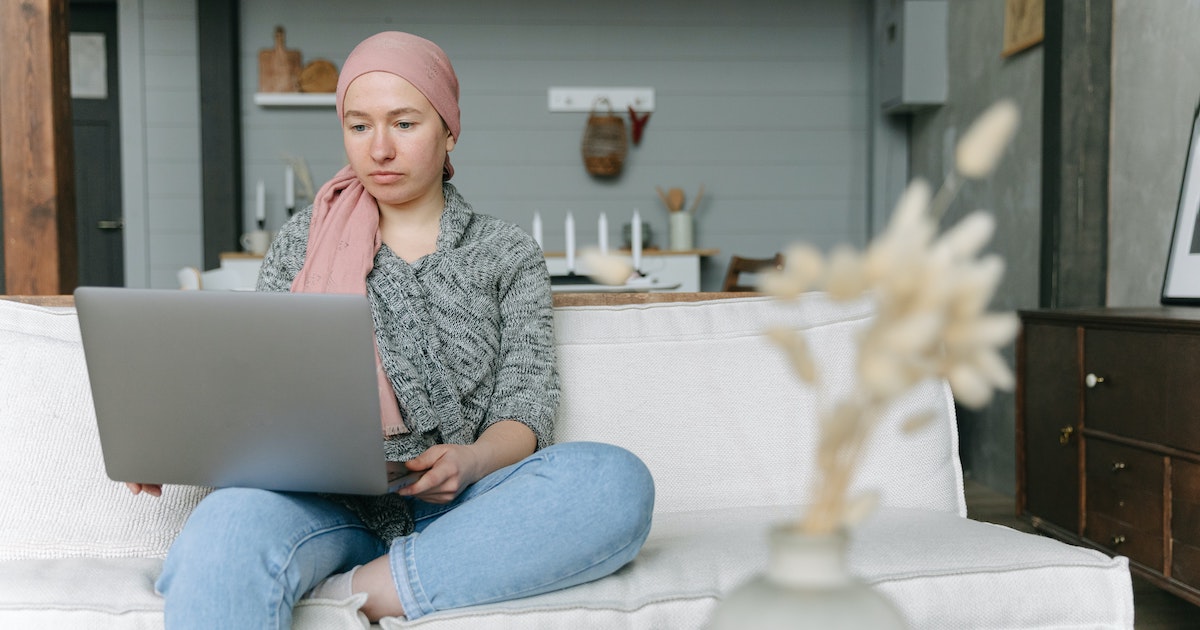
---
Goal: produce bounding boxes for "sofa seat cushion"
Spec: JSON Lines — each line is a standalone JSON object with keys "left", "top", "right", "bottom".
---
{"left": 0, "top": 558, "right": 378, "bottom": 629}
{"left": 0, "top": 507, "right": 1131, "bottom": 630}
{"left": 377, "top": 507, "right": 1131, "bottom": 629}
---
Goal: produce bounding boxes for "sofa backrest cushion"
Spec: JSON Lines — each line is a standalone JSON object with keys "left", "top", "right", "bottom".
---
{"left": 552, "top": 294, "right": 967, "bottom": 517}
{"left": 0, "top": 300, "right": 210, "bottom": 560}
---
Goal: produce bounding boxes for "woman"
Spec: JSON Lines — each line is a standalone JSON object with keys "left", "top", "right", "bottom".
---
{"left": 135, "top": 31, "right": 654, "bottom": 627}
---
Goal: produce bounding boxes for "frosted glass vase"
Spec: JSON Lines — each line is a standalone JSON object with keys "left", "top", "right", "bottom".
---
{"left": 706, "top": 526, "right": 907, "bottom": 629}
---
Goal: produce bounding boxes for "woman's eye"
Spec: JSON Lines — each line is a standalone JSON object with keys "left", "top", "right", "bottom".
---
{"left": 350, "top": 124, "right": 367, "bottom": 132}
{"left": 397, "top": 121, "right": 413, "bottom": 130}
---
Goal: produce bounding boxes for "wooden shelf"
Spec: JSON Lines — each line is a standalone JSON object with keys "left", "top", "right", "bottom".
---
{"left": 254, "top": 92, "right": 335, "bottom": 107}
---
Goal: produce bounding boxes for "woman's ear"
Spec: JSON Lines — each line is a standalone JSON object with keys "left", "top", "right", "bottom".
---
{"left": 445, "top": 130, "right": 456, "bottom": 153}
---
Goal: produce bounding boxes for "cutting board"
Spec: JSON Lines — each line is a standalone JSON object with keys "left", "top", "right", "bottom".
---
{"left": 258, "top": 26, "right": 300, "bottom": 93}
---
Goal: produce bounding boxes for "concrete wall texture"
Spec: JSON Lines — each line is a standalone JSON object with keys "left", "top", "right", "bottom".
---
{"left": 1109, "top": 0, "right": 1200, "bottom": 306}
{"left": 906, "top": 0, "right": 1043, "bottom": 494}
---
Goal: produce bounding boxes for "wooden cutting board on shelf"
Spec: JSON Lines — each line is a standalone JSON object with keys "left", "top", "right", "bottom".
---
{"left": 258, "top": 26, "right": 300, "bottom": 93}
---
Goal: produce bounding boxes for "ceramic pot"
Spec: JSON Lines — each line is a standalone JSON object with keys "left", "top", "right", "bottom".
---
{"left": 668, "top": 212, "right": 694, "bottom": 251}
{"left": 706, "top": 526, "right": 907, "bottom": 629}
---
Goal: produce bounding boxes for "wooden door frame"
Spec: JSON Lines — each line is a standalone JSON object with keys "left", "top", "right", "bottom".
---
{"left": 71, "top": 0, "right": 125, "bottom": 287}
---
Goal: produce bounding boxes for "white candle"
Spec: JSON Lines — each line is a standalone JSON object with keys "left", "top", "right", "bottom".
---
{"left": 565, "top": 212, "right": 576, "bottom": 273}
{"left": 598, "top": 212, "right": 608, "bottom": 253}
{"left": 532, "top": 211, "right": 543, "bottom": 249}
{"left": 631, "top": 208, "right": 642, "bottom": 272}
{"left": 284, "top": 165, "right": 295, "bottom": 209}
{"left": 255, "top": 180, "right": 265, "bottom": 223}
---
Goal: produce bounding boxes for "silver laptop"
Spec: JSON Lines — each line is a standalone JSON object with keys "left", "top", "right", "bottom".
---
{"left": 75, "top": 287, "right": 402, "bottom": 495}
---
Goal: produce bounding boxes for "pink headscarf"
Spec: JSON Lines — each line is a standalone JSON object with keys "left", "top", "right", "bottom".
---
{"left": 291, "top": 32, "right": 461, "bottom": 438}
{"left": 336, "top": 31, "right": 460, "bottom": 180}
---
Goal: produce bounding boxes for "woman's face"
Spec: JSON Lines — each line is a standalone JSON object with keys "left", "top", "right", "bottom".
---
{"left": 341, "top": 71, "right": 456, "bottom": 211}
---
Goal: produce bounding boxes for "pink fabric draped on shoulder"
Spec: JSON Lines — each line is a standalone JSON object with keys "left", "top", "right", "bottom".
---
{"left": 291, "top": 165, "right": 407, "bottom": 437}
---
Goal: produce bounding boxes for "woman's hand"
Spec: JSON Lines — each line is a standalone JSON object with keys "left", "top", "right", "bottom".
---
{"left": 396, "top": 444, "right": 484, "bottom": 503}
{"left": 397, "top": 420, "right": 536, "bottom": 504}
{"left": 126, "top": 482, "right": 163, "bottom": 497}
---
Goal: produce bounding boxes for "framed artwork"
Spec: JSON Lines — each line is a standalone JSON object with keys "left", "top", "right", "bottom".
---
{"left": 1002, "top": 0, "right": 1044, "bottom": 58}
{"left": 1161, "top": 106, "right": 1200, "bottom": 304}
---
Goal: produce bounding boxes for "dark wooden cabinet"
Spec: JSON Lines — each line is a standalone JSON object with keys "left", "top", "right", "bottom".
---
{"left": 1019, "top": 321, "right": 1081, "bottom": 533}
{"left": 1018, "top": 307, "right": 1200, "bottom": 606}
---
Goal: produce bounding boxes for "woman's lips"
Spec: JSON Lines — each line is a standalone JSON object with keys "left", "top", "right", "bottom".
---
{"left": 369, "top": 171, "right": 403, "bottom": 184}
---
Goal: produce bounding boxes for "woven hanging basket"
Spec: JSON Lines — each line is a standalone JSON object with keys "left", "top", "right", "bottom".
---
{"left": 581, "top": 98, "right": 628, "bottom": 177}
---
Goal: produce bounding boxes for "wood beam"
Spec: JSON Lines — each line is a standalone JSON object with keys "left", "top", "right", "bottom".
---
{"left": 0, "top": 0, "right": 78, "bottom": 294}
{"left": 1040, "top": 0, "right": 1111, "bottom": 308}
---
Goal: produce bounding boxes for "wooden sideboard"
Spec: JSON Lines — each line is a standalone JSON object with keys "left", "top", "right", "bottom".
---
{"left": 1018, "top": 306, "right": 1200, "bottom": 605}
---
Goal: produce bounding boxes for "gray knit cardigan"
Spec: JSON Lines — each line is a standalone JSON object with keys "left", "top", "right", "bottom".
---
{"left": 255, "top": 183, "right": 559, "bottom": 540}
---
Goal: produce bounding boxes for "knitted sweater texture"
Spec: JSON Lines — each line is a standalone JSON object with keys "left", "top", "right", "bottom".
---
{"left": 256, "top": 183, "right": 559, "bottom": 540}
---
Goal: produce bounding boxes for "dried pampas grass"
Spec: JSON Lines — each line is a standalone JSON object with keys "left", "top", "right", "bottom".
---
{"left": 760, "top": 100, "right": 1021, "bottom": 535}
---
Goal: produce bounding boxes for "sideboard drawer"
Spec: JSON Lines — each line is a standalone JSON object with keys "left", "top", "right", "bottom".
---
{"left": 1086, "top": 511, "right": 1164, "bottom": 571}
{"left": 1173, "top": 459, "right": 1200, "bottom": 548}
{"left": 1088, "top": 477, "right": 1162, "bottom": 532}
{"left": 1174, "top": 540, "right": 1200, "bottom": 589}
{"left": 1086, "top": 440, "right": 1164, "bottom": 504}
{"left": 1084, "top": 329, "right": 1200, "bottom": 448}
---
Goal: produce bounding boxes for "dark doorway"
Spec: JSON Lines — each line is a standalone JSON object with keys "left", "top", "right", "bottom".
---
{"left": 70, "top": 0, "right": 124, "bottom": 287}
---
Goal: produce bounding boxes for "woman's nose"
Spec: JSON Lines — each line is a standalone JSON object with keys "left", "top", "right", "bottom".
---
{"left": 370, "top": 131, "right": 395, "bottom": 162}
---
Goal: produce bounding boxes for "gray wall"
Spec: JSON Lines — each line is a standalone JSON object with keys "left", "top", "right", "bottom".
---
{"left": 1108, "top": 0, "right": 1200, "bottom": 306}
{"left": 117, "top": 0, "right": 892, "bottom": 291}
{"left": 238, "top": 0, "right": 878, "bottom": 290}
{"left": 906, "top": 0, "right": 1043, "bottom": 494}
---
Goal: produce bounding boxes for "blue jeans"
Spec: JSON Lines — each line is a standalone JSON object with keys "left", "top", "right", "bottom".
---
{"left": 156, "top": 442, "right": 654, "bottom": 628}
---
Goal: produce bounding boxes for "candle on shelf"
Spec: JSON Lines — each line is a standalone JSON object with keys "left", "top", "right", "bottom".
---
{"left": 598, "top": 212, "right": 608, "bottom": 253}
{"left": 631, "top": 208, "right": 642, "bottom": 273}
{"left": 284, "top": 165, "right": 295, "bottom": 213}
{"left": 255, "top": 180, "right": 266, "bottom": 228}
{"left": 565, "top": 212, "right": 576, "bottom": 273}
{"left": 532, "top": 211, "right": 543, "bottom": 249}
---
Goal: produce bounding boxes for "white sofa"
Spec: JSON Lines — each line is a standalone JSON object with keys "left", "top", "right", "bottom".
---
{"left": 0, "top": 293, "right": 1133, "bottom": 629}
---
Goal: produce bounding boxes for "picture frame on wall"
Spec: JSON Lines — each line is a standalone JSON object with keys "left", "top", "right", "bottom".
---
{"left": 1002, "top": 0, "right": 1044, "bottom": 58}
{"left": 1161, "top": 105, "right": 1200, "bottom": 304}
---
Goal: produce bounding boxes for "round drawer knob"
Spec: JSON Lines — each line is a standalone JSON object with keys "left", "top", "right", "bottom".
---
{"left": 1111, "top": 535, "right": 1126, "bottom": 547}
{"left": 1085, "top": 373, "right": 1106, "bottom": 388}
{"left": 1112, "top": 461, "right": 1127, "bottom": 473}
{"left": 1059, "top": 426, "right": 1074, "bottom": 445}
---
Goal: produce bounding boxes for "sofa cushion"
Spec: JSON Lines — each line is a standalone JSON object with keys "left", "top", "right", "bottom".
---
{"left": 0, "top": 300, "right": 210, "bottom": 560}
{"left": 552, "top": 294, "right": 966, "bottom": 517}
{"left": 0, "top": 508, "right": 1131, "bottom": 630}
{"left": 0, "top": 558, "right": 377, "bottom": 630}
{"left": 385, "top": 507, "right": 1131, "bottom": 629}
